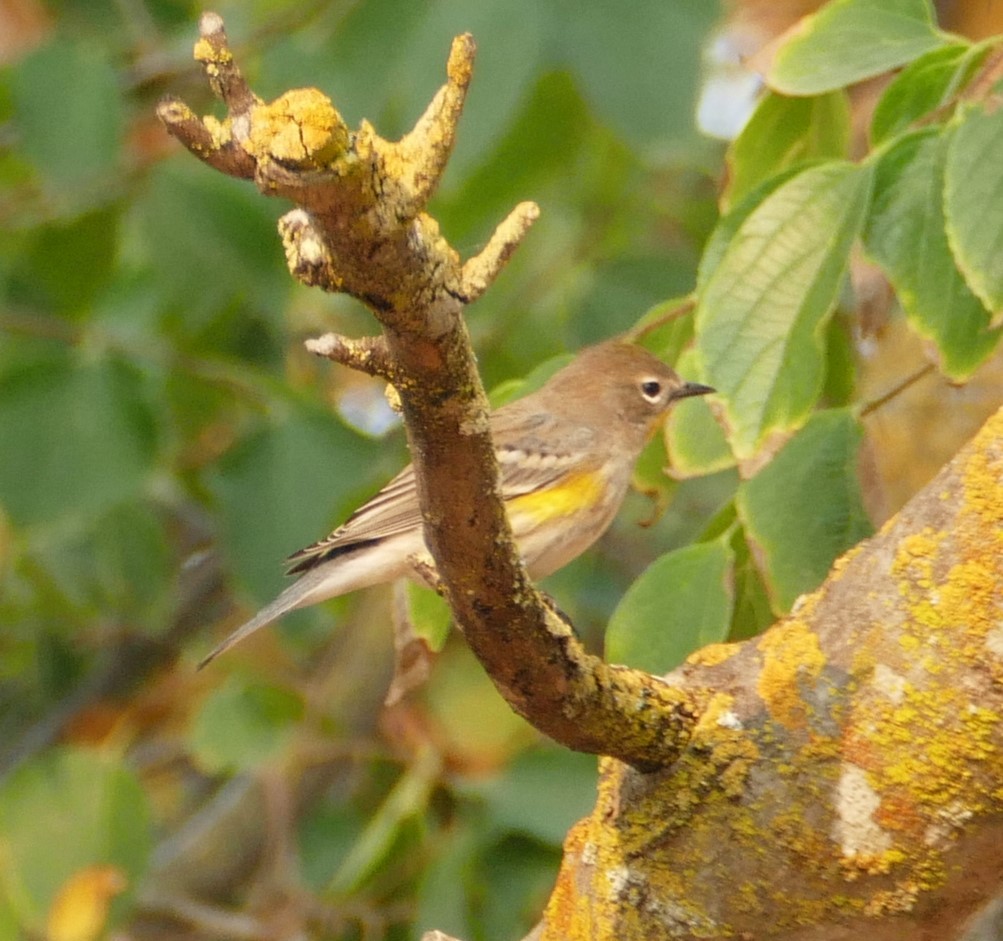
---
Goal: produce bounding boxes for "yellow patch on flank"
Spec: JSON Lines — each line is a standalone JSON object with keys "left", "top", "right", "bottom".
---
{"left": 507, "top": 470, "right": 606, "bottom": 524}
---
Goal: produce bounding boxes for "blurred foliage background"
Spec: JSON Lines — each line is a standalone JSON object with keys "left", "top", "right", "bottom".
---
{"left": 1, "top": 1, "right": 1002, "bottom": 940}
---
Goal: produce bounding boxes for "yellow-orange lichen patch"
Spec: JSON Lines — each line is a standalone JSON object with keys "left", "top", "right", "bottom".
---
{"left": 686, "top": 642, "right": 739, "bottom": 668}
{"left": 848, "top": 676, "right": 1001, "bottom": 851}
{"left": 541, "top": 820, "right": 594, "bottom": 940}
{"left": 891, "top": 527, "right": 942, "bottom": 590}
{"left": 249, "top": 89, "right": 349, "bottom": 166}
{"left": 193, "top": 35, "right": 231, "bottom": 67}
{"left": 756, "top": 620, "right": 826, "bottom": 731}
{"left": 961, "top": 412, "right": 1003, "bottom": 538}
{"left": 201, "top": 114, "right": 233, "bottom": 150}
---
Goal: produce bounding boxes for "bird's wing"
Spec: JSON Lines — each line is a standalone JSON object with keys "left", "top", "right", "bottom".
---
{"left": 491, "top": 406, "right": 596, "bottom": 495}
{"left": 285, "top": 464, "right": 422, "bottom": 574}
{"left": 285, "top": 409, "right": 596, "bottom": 575}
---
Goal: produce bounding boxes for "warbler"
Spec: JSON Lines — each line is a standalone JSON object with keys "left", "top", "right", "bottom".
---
{"left": 200, "top": 340, "right": 713, "bottom": 667}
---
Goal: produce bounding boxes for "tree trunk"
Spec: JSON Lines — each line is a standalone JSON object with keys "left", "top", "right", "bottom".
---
{"left": 540, "top": 407, "right": 1003, "bottom": 940}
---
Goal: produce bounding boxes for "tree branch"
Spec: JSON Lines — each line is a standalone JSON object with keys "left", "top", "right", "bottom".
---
{"left": 542, "top": 406, "right": 1003, "bottom": 940}
{"left": 159, "top": 13, "right": 707, "bottom": 771}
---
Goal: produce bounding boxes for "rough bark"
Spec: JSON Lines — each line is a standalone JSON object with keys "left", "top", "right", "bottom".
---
{"left": 542, "top": 407, "right": 1003, "bottom": 940}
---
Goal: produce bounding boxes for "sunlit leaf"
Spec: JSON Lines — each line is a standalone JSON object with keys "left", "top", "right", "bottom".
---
{"left": 944, "top": 105, "right": 1003, "bottom": 324}
{"left": 769, "top": 0, "right": 946, "bottom": 96}
{"left": 870, "top": 42, "right": 981, "bottom": 145}
{"left": 863, "top": 128, "right": 999, "bottom": 378}
{"left": 695, "top": 162, "right": 872, "bottom": 460}
{"left": 726, "top": 91, "right": 851, "bottom": 209}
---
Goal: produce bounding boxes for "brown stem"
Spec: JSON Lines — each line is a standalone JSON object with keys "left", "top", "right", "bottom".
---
{"left": 160, "top": 15, "right": 707, "bottom": 771}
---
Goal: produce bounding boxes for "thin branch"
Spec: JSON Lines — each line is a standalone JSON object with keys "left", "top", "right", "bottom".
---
{"left": 156, "top": 95, "right": 256, "bottom": 178}
{"left": 859, "top": 362, "right": 935, "bottom": 418}
{"left": 194, "top": 11, "right": 257, "bottom": 114}
{"left": 459, "top": 201, "right": 541, "bottom": 302}
{"left": 164, "top": 14, "right": 706, "bottom": 772}
{"left": 304, "top": 333, "right": 395, "bottom": 381}
{"left": 393, "top": 33, "right": 477, "bottom": 217}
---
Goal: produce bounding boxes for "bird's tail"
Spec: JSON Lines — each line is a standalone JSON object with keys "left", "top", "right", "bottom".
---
{"left": 198, "top": 536, "right": 420, "bottom": 669}
{"left": 197, "top": 578, "right": 311, "bottom": 669}
{"left": 197, "top": 561, "right": 335, "bottom": 670}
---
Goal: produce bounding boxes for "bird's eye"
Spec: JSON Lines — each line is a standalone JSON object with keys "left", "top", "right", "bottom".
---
{"left": 640, "top": 379, "right": 663, "bottom": 402}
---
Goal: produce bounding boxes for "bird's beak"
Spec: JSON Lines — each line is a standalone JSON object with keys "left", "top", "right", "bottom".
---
{"left": 673, "top": 381, "right": 715, "bottom": 400}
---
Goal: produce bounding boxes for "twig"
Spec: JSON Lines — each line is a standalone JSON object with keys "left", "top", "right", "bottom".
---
{"left": 859, "top": 362, "right": 935, "bottom": 418}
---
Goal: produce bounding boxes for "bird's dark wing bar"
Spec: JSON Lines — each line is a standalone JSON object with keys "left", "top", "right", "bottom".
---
{"left": 284, "top": 465, "right": 423, "bottom": 574}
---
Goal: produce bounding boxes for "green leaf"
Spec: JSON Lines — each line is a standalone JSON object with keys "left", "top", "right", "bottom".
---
{"left": 570, "top": 256, "right": 697, "bottom": 348}
{"left": 695, "top": 161, "right": 872, "bottom": 460}
{"left": 870, "top": 42, "right": 981, "bottom": 145}
{"left": 548, "top": 1, "right": 720, "bottom": 148}
{"left": 944, "top": 105, "right": 1003, "bottom": 324}
{"left": 769, "top": 0, "right": 947, "bottom": 96}
{"left": 469, "top": 747, "right": 598, "bottom": 845}
{"left": 328, "top": 748, "right": 440, "bottom": 895}
{"left": 726, "top": 91, "right": 851, "bottom": 209}
{"left": 697, "top": 166, "right": 804, "bottom": 292}
{"left": 29, "top": 501, "right": 172, "bottom": 630}
{"left": 401, "top": 0, "right": 547, "bottom": 181}
{"left": 477, "top": 836, "right": 560, "bottom": 940}
{"left": 729, "top": 527, "right": 776, "bottom": 640}
{"left": 663, "top": 348, "right": 734, "bottom": 478}
{"left": 415, "top": 822, "right": 480, "bottom": 940}
{"left": 0, "top": 357, "right": 155, "bottom": 527}
{"left": 863, "top": 129, "right": 999, "bottom": 378}
{"left": 630, "top": 295, "right": 696, "bottom": 363}
{"left": 282, "top": 0, "right": 546, "bottom": 183}
{"left": 136, "top": 160, "right": 287, "bottom": 331}
{"left": 439, "top": 71, "right": 593, "bottom": 242}
{"left": 8, "top": 208, "right": 120, "bottom": 317}
{"left": 190, "top": 678, "right": 303, "bottom": 773}
{"left": 488, "top": 353, "right": 571, "bottom": 409}
{"left": 297, "top": 803, "right": 365, "bottom": 891}
{"left": 405, "top": 583, "right": 453, "bottom": 652}
{"left": 9, "top": 37, "right": 122, "bottom": 209}
{"left": 736, "top": 409, "right": 871, "bottom": 614}
{"left": 207, "top": 409, "right": 383, "bottom": 603}
{"left": 606, "top": 539, "right": 734, "bottom": 674}
{"left": 0, "top": 748, "right": 151, "bottom": 931}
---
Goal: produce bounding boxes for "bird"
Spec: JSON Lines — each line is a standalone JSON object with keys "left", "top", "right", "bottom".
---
{"left": 199, "top": 339, "right": 713, "bottom": 667}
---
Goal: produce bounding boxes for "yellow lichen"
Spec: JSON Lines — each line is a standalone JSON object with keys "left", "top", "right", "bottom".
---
{"left": 961, "top": 420, "right": 1003, "bottom": 537}
{"left": 249, "top": 89, "right": 349, "bottom": 166}
{"left": 756, "top": 620, "right": 826, "bottom": 731}
{"left": 891, "top": 528, "right": 941, "bottom": 585}
{"left": 687, "top": 642, "right": 738, "bottom": 668}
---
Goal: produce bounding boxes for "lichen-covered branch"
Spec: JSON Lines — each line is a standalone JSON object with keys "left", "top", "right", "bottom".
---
{"left": 541, "top": 407, "right": 1003, "bottom": 940}
{"left": 158, "top": 12, "right": 707, "bottom": 770}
